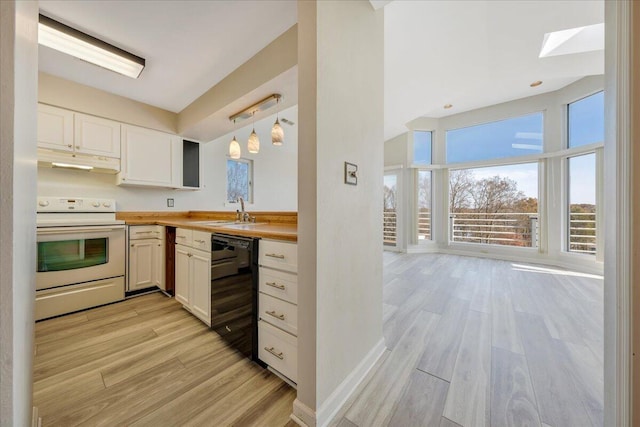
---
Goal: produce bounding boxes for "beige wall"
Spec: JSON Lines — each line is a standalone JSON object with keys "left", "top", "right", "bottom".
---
{"left": 0, "top": 1, "right": 38, "bottom": 425}
{"left": 296, "top": 1, "right": 384, "bottom": 425}
{"left": 39, "top": 72, "right": 178, "bottom": 133}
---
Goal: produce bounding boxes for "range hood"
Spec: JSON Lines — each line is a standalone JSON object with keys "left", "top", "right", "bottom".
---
{"left": 37, "top": 148, "right": 120, "bottom": 174}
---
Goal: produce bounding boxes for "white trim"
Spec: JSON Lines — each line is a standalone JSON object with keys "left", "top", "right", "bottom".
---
{"left": 292, "top": 399, "right": 316, "bottom": 427}
{"left": 317, "top": 338, "right": 386, "bottom": 427}
{"left": 384, "top": 164, "right": 403, "bottom": 171}
{"left": 604, "top": 1, "right": 631, "bottom": 425}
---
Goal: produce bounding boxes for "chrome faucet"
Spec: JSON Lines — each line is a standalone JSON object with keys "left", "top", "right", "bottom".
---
{"left": 237, "top": 197, "right": 253, "bottom": 222}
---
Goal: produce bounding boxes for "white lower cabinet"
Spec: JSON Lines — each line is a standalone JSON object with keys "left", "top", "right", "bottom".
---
{"left": 128, "top": 225, "right": 165, "bottom": 292}
{"left": 175, "top": 228, "right": 211, "bottom": 326}
{"left": 258, "top": 239, "right": 298, "bottom": 383}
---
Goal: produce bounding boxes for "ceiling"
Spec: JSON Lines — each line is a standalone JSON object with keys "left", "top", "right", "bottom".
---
{"left": 38, "top": 0, "right": 297, "bottom": 113}
{"left": 38, "top": 0, "right": 604, "bottom": 142}
{"left": 384, "top": 0, "right": 604, "bottom": 140}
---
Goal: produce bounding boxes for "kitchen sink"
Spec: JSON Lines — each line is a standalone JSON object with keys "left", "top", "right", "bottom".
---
{"left": 190, "top": 220, "right": 238, "bottom": 225}
{"left": 219, "top": 222, "right": 267, "bottom": 229}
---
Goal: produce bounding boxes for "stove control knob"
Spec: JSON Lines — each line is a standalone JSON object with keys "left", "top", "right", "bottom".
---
{"left": 102, "top": 201, "right": 112, "bottom": 208}
{"left": 38, "top": 200, "right": 49, "bottom": 207}
{"left": 92, "top": 201, "right": 101, "bottom": 208}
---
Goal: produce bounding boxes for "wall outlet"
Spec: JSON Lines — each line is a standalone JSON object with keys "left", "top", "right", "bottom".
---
{"left": 167, "top": 198, "right": 174, "bottom": 207}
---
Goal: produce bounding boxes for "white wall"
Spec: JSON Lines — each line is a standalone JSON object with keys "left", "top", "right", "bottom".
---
{"left": 0, "top": 1, "right": 38, "bottom": 425}
{"left": 37, "top": 106, "right": 298, "bottom": 212}
{"left": 296, "top": 1, "right": 385, "bottom": 426}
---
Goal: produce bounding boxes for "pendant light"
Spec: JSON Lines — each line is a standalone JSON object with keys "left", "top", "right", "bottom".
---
{"left": 229, "top": 119, "right": 241, "bottom": 159}
{"left": 248, "top": 112, "right": 260, "bottom": 154}
{"left": 271, "top": 97, "right": 284, "bottom": 146}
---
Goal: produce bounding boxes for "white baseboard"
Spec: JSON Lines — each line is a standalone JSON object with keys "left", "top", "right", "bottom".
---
{"left": 291, "top": 338, "right": 386, "bottom": 427}
{"left": 316, "top": 338, "right": 387, "bottom": 427}
{"left": 292, "top": 399, "right": 316, "bottom": 427}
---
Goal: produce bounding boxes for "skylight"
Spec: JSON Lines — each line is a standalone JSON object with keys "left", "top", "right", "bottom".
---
{"left": 539, "top": 23, "right": 604, "bottom": 58}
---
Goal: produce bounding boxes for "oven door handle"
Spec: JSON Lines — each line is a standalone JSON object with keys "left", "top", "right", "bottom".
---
{"left": 37, "top": 226, "right": 125, "bottom": 235}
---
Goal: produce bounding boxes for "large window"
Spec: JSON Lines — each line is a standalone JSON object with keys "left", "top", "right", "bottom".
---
{"left": 446, "top": 113, "right": 543, "bottom": 163}
{"left": 417, "top": 170, "right": 432, "bottom": 240}
{"left": 568, "top": 91, "right": 604, "bottom": 148}
{"left": 449, "top": 163, "right": 539, "bottom": 247}
{"left": 227, "top": 159, "right": 253, "bottom": 203}
{"left": 383, "top": 173, "right": 398, "bottom": 247}
{"left": 567, "top": 154, "right": 596, "bottom": 254}
{"left": 413, "top": 131, "right": 432, "bottom": 164}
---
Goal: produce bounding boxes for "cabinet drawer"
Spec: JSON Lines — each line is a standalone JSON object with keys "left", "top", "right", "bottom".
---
{"left": 259, "top": 293, "right": 297, "bottom": 336}
{"left": 258, "top": 320, "right": 297, "bottom": 383}
{"left": 259, "top": 267, "right": 298, "bottom": 305}
{"left": 129, "top": 225, "right": 164, "bottom": 240}
{"left": 175, "top": 228, "right": 193, "bottom": 246}
{"left": 259, "top": 240, "right": 297, "bottom": 273}
{"left": 192, "top": 230, "right": 211, "bottom": 252}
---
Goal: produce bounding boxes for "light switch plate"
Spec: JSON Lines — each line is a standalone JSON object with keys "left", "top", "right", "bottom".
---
{"left": 345, "top": 162, "right": 358, "bottom": 185}
{"left": 167, "top": 198, "right": 174, "bottom": 207}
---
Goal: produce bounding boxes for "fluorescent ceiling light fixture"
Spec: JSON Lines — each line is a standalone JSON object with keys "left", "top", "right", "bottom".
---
{"left": 38, "top": 14, "right": 145, "bottom": 78}
{"left": 51, "top": 162, "right": 94, "bottom": 171}
{"left": 539, "top": 23, "right": 604, "bottom": 58}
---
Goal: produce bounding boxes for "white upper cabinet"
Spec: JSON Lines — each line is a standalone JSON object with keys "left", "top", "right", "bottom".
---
{"left": 38, "top": 105, "right": 120, "bottom": 159}
{"left": 119, "top": 124, "right": 182, "bottom": 188}
{"left": 37, "top": 104, "right": 74, "bottom": 152}
{"left": 74, "top": 113, "right": 121, "bottom": 158}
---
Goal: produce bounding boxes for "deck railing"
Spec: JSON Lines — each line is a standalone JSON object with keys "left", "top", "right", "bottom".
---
{"left": 450, "top": 212, "right": 538, "bottom": 247}
{"left": 383, "top": 209, "right": 397, "bottom": 246}
{"left": 385, "top": 209, "right": 596, "bottom": 253}
{"left": 568, "top": 212, "right": 596, "bottom": 254}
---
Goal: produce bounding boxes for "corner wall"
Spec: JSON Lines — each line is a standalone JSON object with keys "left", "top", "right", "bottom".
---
{"left": 0, "top": 1, "right": 38, "bottom": 425}
{"left": 296, "top": 1, "right": 385, "bottom": 425}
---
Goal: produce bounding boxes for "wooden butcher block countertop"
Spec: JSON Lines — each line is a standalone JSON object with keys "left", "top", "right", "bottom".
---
{"left": 117, "top": 211, "right": 298, "bottom": 242}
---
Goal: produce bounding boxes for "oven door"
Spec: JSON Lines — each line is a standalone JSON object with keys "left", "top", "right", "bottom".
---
{"left": 36, "top": 225, "right": 125, "bottom": 290}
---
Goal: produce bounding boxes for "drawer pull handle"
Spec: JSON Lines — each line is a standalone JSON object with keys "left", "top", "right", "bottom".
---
{"left": 176, "top": 235, "right": 186, "bottom": 239}
{"left": 264, "top": 346, "right": 284, "bottom": 360}
{"left": 266, "top": 310, "right": 285, "bottom": 320}
{"left": 136, "top": 231, "right": 154, "bottom": 234}
{"left": 266, "top": 281, "right": 285, "bottom": 290}
{"left": 194, "top": 239, "right": 206, "bottom": 243}
{"left": 266, "top": 253, "right": 285, "bottom": 259}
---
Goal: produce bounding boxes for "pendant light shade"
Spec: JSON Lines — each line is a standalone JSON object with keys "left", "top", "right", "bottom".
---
{"left": 271, "top": 118, "right": 284, "bottom": 146}
{"left": 229, "top": 136, "right": 241, "bottom": 159}
{"left": 248, "top": 129, "right": 260, "bottom": 154}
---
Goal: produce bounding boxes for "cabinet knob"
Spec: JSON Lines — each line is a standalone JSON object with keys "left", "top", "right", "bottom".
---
{"left": 75, "top": 145, "right": 80, "bottom": 149}
{"left": 130, "top": 244, "right": 135, "bottom": 247}
{"left": 67, "top": 144, "right": 72, "bottom": 148}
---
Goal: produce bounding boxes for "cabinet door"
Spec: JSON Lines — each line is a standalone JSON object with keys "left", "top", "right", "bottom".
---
{"left": 175, "top": 245, "right": 190, "bottom": 306}
{"left": 37, "top": 104, "right": 73, "bottom": 152}
{"left": 129, "top": 239, "right": 155, "bottom": 291}
{"left": 74, "top": 113, "right": 121, "bottom": 158}
{"left": 190, "top": 249, "right": 211, "bottom": 325}
{"left": 153, "top": 240, "right": 166, "bottom": 291}
{"left": 120, "top": 125, "right": 181, "bottom": 187}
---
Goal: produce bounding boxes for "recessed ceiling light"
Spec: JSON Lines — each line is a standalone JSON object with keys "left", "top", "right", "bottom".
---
{"left": 443, "top": 104, "right": 453, "bottom": 109}
{"left": 530, "top": 81, "right": 543, "bottom": 87}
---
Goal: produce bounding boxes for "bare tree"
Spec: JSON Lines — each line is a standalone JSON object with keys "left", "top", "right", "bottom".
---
{"left": 227, "top": 160, "right": 249, "bottom": 202}
{"left": 383, "top": 184, "right": 396, "bottom": 210}
{"left": 471, "top": 176, "right": 525, "bottom": 213}
{"left": 449, "top": 169, "right": 474, "bottom": 212}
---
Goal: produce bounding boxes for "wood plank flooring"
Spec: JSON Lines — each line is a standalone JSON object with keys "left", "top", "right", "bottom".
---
{"left": 333, "top": 253, "right": 604, "bottom": 427}
{"left": 33, "top": 292, "right": 295, "bottom": 426}
{"left": 34, "top": 253, "right": 603, "bottom": 427}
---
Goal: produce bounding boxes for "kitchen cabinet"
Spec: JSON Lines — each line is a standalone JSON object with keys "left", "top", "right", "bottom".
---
{"left": 128, "top": 225, "right": 166, "bottom": 292}
{"left": 74, "top": 113, "right": 121, "bottom": 158}
{"left": 175, "top": 227, "right": 211, "bottom": 326}
{"left": 258, "top": 239, "right": 298, "bottom": 383}
{"left": 118, "top": 124, "right": 182, "bottom": 188}
{"left": 37, "top": 104, "right": 120, "bottom": 158}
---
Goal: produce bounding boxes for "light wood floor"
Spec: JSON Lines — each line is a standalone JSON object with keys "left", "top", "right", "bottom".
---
{"left": 331, "top": 253, "right": 604, "bottom": 427}
{"left": 33, "top": 292, "right": 296, "bottom": 426}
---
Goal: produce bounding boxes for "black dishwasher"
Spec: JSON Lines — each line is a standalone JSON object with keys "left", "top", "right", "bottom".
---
{"left": 210, "top": 234, "right": 258, "bottom": 361}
